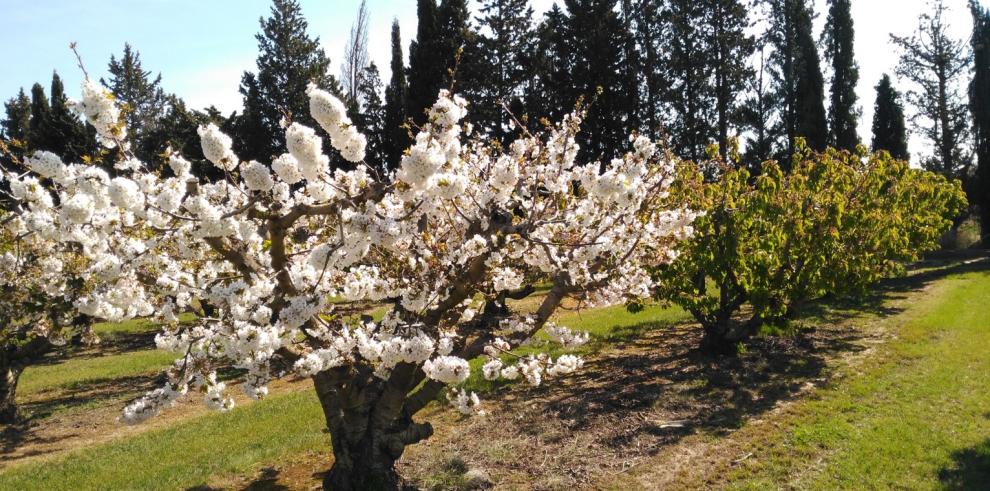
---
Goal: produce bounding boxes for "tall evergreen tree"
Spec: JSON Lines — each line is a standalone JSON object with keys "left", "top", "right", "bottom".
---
{"left": 27, "top": 83, "right": 53, "bottom": 151}
{"left": 871, "top": 74, "right": 910, "bottom": 161}
{"left": 47, "top": 72, "right": 94, "bottom": 162}
{"left": 473, "top": 0, "right": 534, "bottom": 140}
{"left": 767, "top": 0, "right": 828, "bottom": 164}
{"left": 407, "top": 0, "right": 442, "bottom": 124}
{"left": 663, "top": 0, "right": 716, "bottom": 162}
{"left": 662, "top": 0, "right": 752, "bottom": 162}
{"left": 560, "top": 0, "right": 639, "bottom": 161}
{"left": 632, "top": 0, "right": 665, "bottom": 135}
{"left": 101, "top": 44, "right": 166, "bottom": 162}
{"left": 238, "top": 0, "right": 341, "bottom": 162}
{"left": 2, "top": 89, "right": 31, "bottom": 143}
{"left": 383, "top": 20, "right": 409, "bottom": 170}
{"left": 822, "top": 0, "right": 860, "bottom": 151}
{"left": 741, "top": 43, "right": 777, "bottom": 170}
{"left": 355, "top": 63, "right": 387, "bottom": 174}
{"left": 891, "top": 0, "right": 971, "bottom": 179}
{"left": 707, "top": 0, "right": 754, "bottom": 159}
{"left": 525, "top": 5, "right": 572, "bottom": 126}
{"left": 970, "top": 0, "right": 990, "bottom": 240}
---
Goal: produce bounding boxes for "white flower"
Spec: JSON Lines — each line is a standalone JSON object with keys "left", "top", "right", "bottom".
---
{"left": 198, "top": 123, "right": 238, "bottom": 171}
{"left": 422, "top": 356, "right": 471, "bottom": 384}
{"left": 242, "top": 160, "right": 275, "bottom": 192}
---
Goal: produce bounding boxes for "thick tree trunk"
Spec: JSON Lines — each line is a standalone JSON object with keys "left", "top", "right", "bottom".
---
{"left": 312, "top": 366, "right": 437, "bottom": 491}
{"left": 0, "top": 363, "right": 24, "bottom": 424}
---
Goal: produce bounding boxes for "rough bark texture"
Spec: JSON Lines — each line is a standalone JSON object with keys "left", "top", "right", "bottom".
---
{"left": 313, "top": 364, "right": 439, "bottom": 491}
{"left": 0, "top": 364, "right": 24, "bottom": 424}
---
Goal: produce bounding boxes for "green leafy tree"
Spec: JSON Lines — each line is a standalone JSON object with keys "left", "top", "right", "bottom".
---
{"left": 655, "top": 144, "right": 966, "bottom": 354}
{"left": 823, "top": 0, "right": 860, "bottom": 151}
{"left": 238, "top": 0, "right": 341, "bottom": 162}
{"left": 871, "top": 74, "right": 910, "bottom": 161}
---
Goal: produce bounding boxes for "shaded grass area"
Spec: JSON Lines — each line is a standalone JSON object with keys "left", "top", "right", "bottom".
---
{"left": 721, "top": 268, "right": 990, "bottom": 490}
{"left": 0, "top": 389, "right": 327, "bottom": 491}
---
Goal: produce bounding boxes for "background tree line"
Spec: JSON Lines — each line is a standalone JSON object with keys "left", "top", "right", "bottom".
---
{"left": 2, "top": 0, "right": 989, "bottom": 239}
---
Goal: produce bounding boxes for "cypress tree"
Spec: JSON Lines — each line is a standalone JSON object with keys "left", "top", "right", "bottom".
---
{"left": 871, "top": 74, "right": 910, "bottom": 161}
{"left": 27, "top": 83, "right": 53, "bottom": 151}
{"left": 383, "top": 20, "right": 409, "bottom": 170}
{"left": 632, "top": 0, "right": 664, "bottom": 135}
{"left": 663, "top": 0, "right": 716, "bottom": 163}
{"left": 741, "top": 43, "right": 777, "bottom": 171}
{"left": 767, "top": 0, "right": 828, "bottom": 164}
{"left": 407, "top": 0, "right": 442, "bottom": 124}
{"left": 823, "top": 0, "right": 860, "bottom": 152}
{"left": 47, "top": 72, "right": 95, "bottom": 162}
{"left": 891, "top": 0, "right": 971, "bottom": 179}
{"left": 707, "top": 0, "right": 754, "bottom": 160}
{"left": 970, "top": 0, "right": 990, "bottom": 240}
{"left": 238, "top": 0, "right": 341, "bottom": 162}
{"left": 355, "top": 63, "right": 387, "bottom": 174}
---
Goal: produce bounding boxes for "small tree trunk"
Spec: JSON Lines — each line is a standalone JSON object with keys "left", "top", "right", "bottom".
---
{"left": 0, "top": 363, "right": 24, "bottom": 424}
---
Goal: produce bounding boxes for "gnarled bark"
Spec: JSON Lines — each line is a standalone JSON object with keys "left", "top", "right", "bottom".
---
{"left": 0, "top": 363, "right": 24, "bottom": 424}
{"left": 313, "top": 363, "right": 440, "bottom": 491}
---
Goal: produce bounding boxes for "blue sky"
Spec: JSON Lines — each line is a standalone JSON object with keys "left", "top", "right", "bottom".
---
{"left": 0, "top": 0, "right": 987, "bottom": 160}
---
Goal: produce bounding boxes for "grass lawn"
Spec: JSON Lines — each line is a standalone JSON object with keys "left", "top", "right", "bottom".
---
{"left": 721, "top": 269, "right": 990, "bottom": 490}
{"left": 0, "top": 389, "right": 328, "bottom": 490}
{"left": 18, "top": 350, "right": 178, "bottom": 396}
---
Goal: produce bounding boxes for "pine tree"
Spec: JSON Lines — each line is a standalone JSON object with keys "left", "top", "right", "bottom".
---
{"left": 2, "top": 89, "right": 31, "bottom": 142}
{"left": 407, "top": 0, "right": 442, "bottom": 124}
{"left": 560, "top": 0, "right": 639, "bottom": 161}
{"left": 891, "top": 0, "right": 971, "bottom": 179}
{"left": 871, "top": 74, "right": 910, "bottom": 161}
{"left": 741, "top": 43, "right": 777, "bottom": 171}
{"left": 525, "top": 5, "right": 571, "bottom": 126}
{"left": 663, "top": 0, "right": 716, "bottom": 162}
{"left": 970, "top": 0, "right": 990, "bottom": 240}
{"left": 823, "top": 0, "right": 860, "bottom": 152}
{"left": 101, "top": 44, "right": 167, "bottom": 162}
{"left": 706, "top": 0, "right": 754, "bottom": 159}
{"left": 632, "top": 0, "right": 665, "bottom": 135}
{"left": 238, "top": 0, "right": 341, "bottom": 162}
{"left": 473, "top": 0, "right": 534, "bottom": 140}
{"left": 383, "top": 20, "right": 409, "bottom": 170}
{"left": 767, "top": 0, "right": 828, "bottom": 164}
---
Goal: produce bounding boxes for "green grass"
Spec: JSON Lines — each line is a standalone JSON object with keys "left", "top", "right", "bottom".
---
{"left": 725, "top": 270, "right": 990, "bottom": 490}
{"left": 0, "top": 390, "right": 328, "bottom": 491}
{"left": 19, "top": 350, "right": 178, "bottom": 396}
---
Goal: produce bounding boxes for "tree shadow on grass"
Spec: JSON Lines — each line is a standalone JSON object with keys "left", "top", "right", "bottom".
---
{"left": 938, "top": 438, "right": 990, "bottom": 490}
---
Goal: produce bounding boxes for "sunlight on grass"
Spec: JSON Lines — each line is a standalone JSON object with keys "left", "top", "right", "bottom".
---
{"left": 0, "top": 390, "right": 327, "bottom": 491}
{"left": 724, "top": 271, "right": 990, "bottom": 490}
{"left": 20, "top": 350, "right": 178, "bottom": 396}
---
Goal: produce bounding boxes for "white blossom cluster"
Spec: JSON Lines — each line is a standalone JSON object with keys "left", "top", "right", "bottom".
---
{"left": 2, "top": 77, "right": 699, "bottom": 424}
